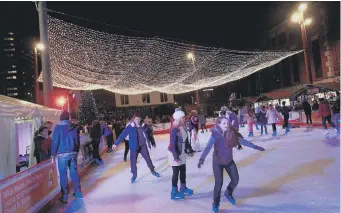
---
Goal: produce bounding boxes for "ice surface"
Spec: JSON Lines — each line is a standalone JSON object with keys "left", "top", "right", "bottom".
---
{"left": 48, "top": 126, "right": 340, "bottom": 213}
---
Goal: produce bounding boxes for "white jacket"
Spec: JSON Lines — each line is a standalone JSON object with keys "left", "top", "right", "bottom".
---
{"left": 266, "top": 109, "right": 278, "bottom": 124}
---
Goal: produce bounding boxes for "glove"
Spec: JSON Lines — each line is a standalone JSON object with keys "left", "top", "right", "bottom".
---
{"left": 237, "top": 144, "right": 243, "bottom": 150}
{"left": 198, "top": 159, "right": 204, "bottom": 168}
{"left": 255, "top": 146, "right": 265, "bottom": 151}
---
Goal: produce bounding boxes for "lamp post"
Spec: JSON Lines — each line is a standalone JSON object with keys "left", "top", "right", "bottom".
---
{"left": 34, "top": 43, "right": 44, "bottom": 104}
{"left": 187, "top": 52, "right": 200, "bottom": 109}
{"left": 291, "top": 3, "right": 313, "bottom": 84}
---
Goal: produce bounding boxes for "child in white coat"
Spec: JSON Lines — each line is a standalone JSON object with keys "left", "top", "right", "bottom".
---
{"left": 266, "top": 104, "right": 279, "bottom": 136}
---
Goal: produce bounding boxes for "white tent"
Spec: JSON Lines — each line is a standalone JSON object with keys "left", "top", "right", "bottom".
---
{"left": 0, "top": 95, "right": 61, "bottom": 178}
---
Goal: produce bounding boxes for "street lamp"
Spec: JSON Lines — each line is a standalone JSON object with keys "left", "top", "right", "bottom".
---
{"left": 57, "top": 96, "right": 66, "bottom": 110}
{"left": 34, "top": 43, "right": 44, "bottom": 104}
{"left": 186, "top": 52, "right": 200, "bottom": 109}
{"left": 291, "top": 3, "right": 313, "bottom": 84}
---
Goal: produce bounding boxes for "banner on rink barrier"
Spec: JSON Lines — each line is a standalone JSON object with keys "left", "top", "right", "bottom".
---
{"left": 0, "top": 161, "right": 59, "bottom": 213}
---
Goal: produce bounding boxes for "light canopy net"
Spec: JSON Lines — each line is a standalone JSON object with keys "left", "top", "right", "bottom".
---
{"left": 42, "top": 16, "right": 302, "bottom": 95}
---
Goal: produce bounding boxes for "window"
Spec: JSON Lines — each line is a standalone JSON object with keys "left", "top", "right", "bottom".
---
{"left": 311, "top": 39, "right": 322, "bottom": 78}
{"left": 9, "top": 43, "right": 14, "bottom": 46}
{"left": 8, "top": 93, "right": 18, "bottom": 96}
{"left": 278, "top": 32, "right": 287, "bottom": 45}
{"left": 8, "top": 70, "right": 17, "bottom": 74}
{"left": 4, "top": 37, "right": 14, "bottom": 41}
{"left": 12, "top": 65, "right": 16, "bottom": 68}
{"left": 4, "top": 48, "right": 15, "bottom": 52}
{"left": 6, "top": 54, "right": 14, "bottom": 57}
{"left": 7, "top": 87, "right": 17, "bottom": 91}
{"left": 8, "top": 32, "right": 13, "bottom": 35}
{"left": 7, "top": 76, "right": 17, "bottom": 79}
{"left": 120, "top": 95, "right": 129, "bottom": 105}
{"left": 160, "top": 93, "right": 168, "bottom": 102}
{"left": 142, "top": 94, "right": 150, "bottom": 104}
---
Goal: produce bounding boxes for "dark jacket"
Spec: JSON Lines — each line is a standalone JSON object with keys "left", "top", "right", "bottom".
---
{"left": 168, "top": 127, "right": 183, "bottom": 160}
{"left": 90, "top": 123, "right": 101, "bottom": 140}
{"left": 114, "top": 122, "right": 156, "bottom": 151}
{"left": 34, "top": 135, "right": 52, "bottom": 160}
{"left": 281, "top": 106, "right": 291, "bottom": 116}
{"left": 302, "top": 101, "right": 312, "bottom": 112}
{"left": 258, "top": 110, "right": 267, "bottom": 125}
{"left": 51, "top": 120, "right": 80, "bottom": 156}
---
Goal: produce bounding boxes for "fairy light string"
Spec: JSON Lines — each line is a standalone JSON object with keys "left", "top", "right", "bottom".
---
{"left": 38, "top": 16, "right": 302, "bottom": 95}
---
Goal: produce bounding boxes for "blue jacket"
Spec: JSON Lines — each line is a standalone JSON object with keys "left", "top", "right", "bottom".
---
{"left": 51, "top": 120, "right": 80, "bottom": 156}
{"left": 101, "top": 125, "right": 113, "bottom": 137}
{"left": 114, "top": 122, "right": 155, "bottom": 151}
{"left": 168, "top": 127, "right": 183, "bottom": 160}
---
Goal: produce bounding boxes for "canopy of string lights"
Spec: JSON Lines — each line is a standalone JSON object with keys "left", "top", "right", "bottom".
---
{"left": 40, "top": 16, "right": 302, "bottom": 95}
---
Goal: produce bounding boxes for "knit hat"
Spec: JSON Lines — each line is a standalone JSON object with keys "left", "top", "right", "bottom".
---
{"left": 60, "top": 111, "right": 70, "bottom": 121}
{"left": 173, "top": 110, "right": 185, "bottom": 121}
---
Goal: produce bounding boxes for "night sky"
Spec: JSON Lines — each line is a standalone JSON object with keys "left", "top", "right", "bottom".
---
{"left": 1, "top": 1, "right": 297, "bottom": 50}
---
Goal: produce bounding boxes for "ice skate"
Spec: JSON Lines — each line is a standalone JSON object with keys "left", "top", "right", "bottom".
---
{"left": 179, "top": 184, "right": 193, "bottom": 196}
{"left": 171, "top": 187, "right": 185, "bottom": 200}
{"left": 224, "top": 191, "right": 236, "bottom": 205}
{"left": 73, "top": 192, "right": 83, "bottom": 198}
{"left": 131, "top": 176, "right": 137, "bottom": 183}
{"left": 212, "top": 202, "right": 219, "bottom": 213}
{"left": 272, "top": 130, "right": 277, "bottom": 136}
{"left": 285, "top": 127, "right": 290, "bottom": 134}
{"left": 151, "top": 171, "right": 161, "bottom": 177}
{"left": 324, "top": 130, "right": 329, "bottom": 135}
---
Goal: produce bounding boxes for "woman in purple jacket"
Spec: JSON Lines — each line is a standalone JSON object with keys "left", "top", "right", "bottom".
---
{"left": 198, "top": 117, "right": 264, "bottom": 213}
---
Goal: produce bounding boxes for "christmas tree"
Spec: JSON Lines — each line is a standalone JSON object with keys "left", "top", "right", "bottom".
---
{"left": 78, "top": 91, "right": 98, "bottom": 125}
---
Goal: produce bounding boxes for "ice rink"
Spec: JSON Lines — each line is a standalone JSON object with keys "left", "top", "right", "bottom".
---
{"left": 48, "top": 126, "right": 340, "bottom": 213}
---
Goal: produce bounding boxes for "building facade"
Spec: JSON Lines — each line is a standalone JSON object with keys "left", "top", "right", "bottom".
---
{"left": 263, "top": 2, "right": 340, "bottom": 86}
{"left": 114, "top": 91, "right": 174, "bottom": 108}
{"left": 0, "top": 32, "right": 36, "bottom": 102}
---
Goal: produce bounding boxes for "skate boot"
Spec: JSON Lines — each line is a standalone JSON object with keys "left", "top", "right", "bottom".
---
{"left": 131, "top": 176, "right": 137, "bottom": 184}
{"left": 251, "top": 132, "right": 254, "bottom": 137}
{"left": 265, "top": 130, "right": 268, "bottom": 135}
{"left": 72, "top": 192, "right": 83, "bottom": 198}
{"left": 151, "top": 171, "right": 161, "bottom": 177}
{"left": 224, "top": 191, "right": 236, "bottom": 205}
{"left": 285, "top": 127, "right": 290, "bottom": 134}
{"left": 95, "top": 159, "right": 104, "bottom": 165}
{"left": 324, "top": 130, "right": 329, "bottom": 135}
{"left": 179, "top": 184, "right": 193, "bottom": 196}
{"left": 171, "top": 187, "right": 185, "bottom": 200}
{"left": 272, "top": 130, "right": 277, "bottom": 136}
{"left": 247, "top": 132, "right": 251, "bottom": 137}
{"left": 58, "top": 197, "right": 68, "bottom": 204}
{"left": 201, "top": 130, "right": 204, "bottom": 134}
{"left": 212, "top": 202, "right": 219, "bottom": 212}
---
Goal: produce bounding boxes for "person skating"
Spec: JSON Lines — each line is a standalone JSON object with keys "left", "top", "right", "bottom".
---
{"left": 245, "top": 109, "right": 255, "bottom": 137}
{"left": 198, "top": 112, "right": 207, "bottom": 133}
{"left": 197, "top": 117, "right": 264, "bottom": 213}
{"left": 238, "top": 107, "right": 245, "bottom": 127}
{"left": 319, "top": 98, "right": 338, "bottom": 134}
{"left": 51, "top": 111, "right": 82, "bottom": 204}
{"left": 331, "top": 94, "right": 340, "bottom": 134}
{"left": 281, "top": 101, "right": 291, "bottom": 134}
{"left": 259, "top": 106, "right": 268, "bottom": 135}
{"left": 101, "top": 121, "right": 114, "bottom": 153}
{"left": 187, "top": 110, "right": 200, "bottom": 151}
{"left": 168, "top": 110, "right": 193, "bottom": 199}
{"left": 90, "top": 120, "right": 104, "bottom": 165}
{"left": 112, "top": 112, "right": 160, "bottom": 183}
{"left": 266, "top": 104, "right": 278, "bottom": 136}
{"left": 302, "top": 98, "right": 313, "bottom": 127}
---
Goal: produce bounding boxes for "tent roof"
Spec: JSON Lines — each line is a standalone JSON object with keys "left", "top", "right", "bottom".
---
{"left": 0, "top": 95, "right": 61, "bottom": 118}
{"left": 241, "top": 96, "right": 258, "bottom": 103}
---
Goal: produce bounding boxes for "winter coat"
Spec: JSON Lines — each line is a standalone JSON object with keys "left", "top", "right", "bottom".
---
{"left": 90, "top": 123, "right": 102, "bottom": 141}
{"left": 198, "top": 114, "right": 206, "bottom": 125}
{"left": 319, "top": 101, "right": 332, "bottom": 117}
{"left": 114, "top": 121, "right": 156, "bottom": 151}
{"left": 266, "top": 109, "right": 278, "bottom": 124}
{"left": 51, "top": 120, "right": 80, "bottom": 156}
{"left": 258, "top": 110, "right": 267, "bottom": 125}
{"left": 281, "top": 106, "right": 291, "bottom": 116}
{"left": 101, "top": 124, "right": 113, "bottom": 137}
{"left": 187, "top": 115, "right": 199, "bottom": 132}
{"left": 226, "top": 111, "right": 239, "bottom": 131}
{"left": 199, "top": 126, "right": 238, "bottom": 165}
{"left": 168, "top": 127, "right": 187, "bottom": 166}
{"left": 302, "top": 101, "right": 312, "bottom": 113}
{"left": 34, "top": 134, "right": 52, "bottom": 161}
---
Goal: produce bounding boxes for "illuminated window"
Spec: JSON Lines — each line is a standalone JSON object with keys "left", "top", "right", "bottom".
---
{"left": 8, "top": 70, "right": 17, "bottom": 74}
{"left": 142, "top": 94, "right": 150, "bottom": 104}
{"left": 4, "top": 48, "right": 15, "bottom": 52}
{"left": 7, "top": 76, "right": 17, "bottom": 79}
{"left": 160, "top": 93, "right": 168, "bottom": 102}
{"left": 7, "top": 88, "right": 17, "bottom": 91}
{"left": 12, "top": 65, "right": 16, "bottom": 68}
{"left": 120, "top": 95, "right": 129, "bottom": 105}
{"left": 8, "top": 32, "right": 14, "bottom": 35}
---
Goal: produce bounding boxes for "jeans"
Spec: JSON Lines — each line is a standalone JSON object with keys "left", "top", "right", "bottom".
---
{"left": 322, "top": 115, "right": 335, "bottom": 129}
{"left": 106, "top": 134, "right": 113, "bottom": 150}
{"left": 333, "top": 113, "right": 340, "bottom": 132}
{"left": 58, "top": 154, "right": 81, "bottom": 200}
{"left": 91, "top": 139, "right": 102, "bottom": 161}
{"left": 304, "top": 110, "right": 312, "bottom": 124}
{"left": 272, "top": 123, "right": 277, "bottom": 131}
{"left": 213, "top": 160, "right": 239, "bottom": 203}
{"left": 172, "top": 164, "right": 186, "bottom": 187}
{"left": 283, "top": 114, "right": 289, "bottom": 128}
{"left": 130, "top": 145, "right": 155, "bottom": 177}
{"left": 124, "top": 140, "right": 129, "bottom": 160}
{"left": 260, "top": 124, "right": 267, "bottom": 134}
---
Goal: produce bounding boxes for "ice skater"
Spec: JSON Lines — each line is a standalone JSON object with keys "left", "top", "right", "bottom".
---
{"left": 266, "top": 104, "right": 279, "bottom": 136}
{"left": 168, "top": 109, "right": 193, "bottom": 199}
{"left": 238, "top": 107, "right": 245, "bottom": 127}
{"left": 112, "top": 112, "right": 160, "bottom": 183}
{"left": 259, "top": 106, "right": 268, "bottom": 135}
{"left": 198, "top": 112, "right": 207, "bottom": 133}
{"left": 281, "top": 101, "right": 291, "bottom": 134}
{"left": 198, "top": 117, "right": 264, "bottom": 213}
{"left": 245, "top": 109, "right": 254, "bottom": 137}
{"left": 187, "top": 110, "right": 200, "bottom": 152}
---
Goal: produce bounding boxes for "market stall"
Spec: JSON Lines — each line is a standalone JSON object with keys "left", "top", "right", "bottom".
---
{"left": 0, "top": 95, "right": 61, "bottom": 178}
